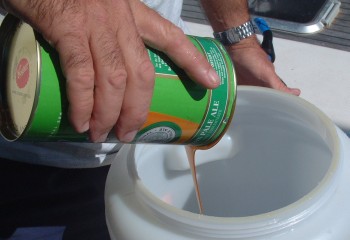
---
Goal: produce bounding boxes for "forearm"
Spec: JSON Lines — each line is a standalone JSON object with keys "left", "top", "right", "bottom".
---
{"left": 200, "top": 0, "right": 301, "bottom": 96}
{"left": 200, "top": 0, "right": 251, "bottom": 32}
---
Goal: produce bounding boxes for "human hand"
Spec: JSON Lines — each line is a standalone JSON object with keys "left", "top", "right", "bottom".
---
{"left": 226, "top": 36, "right": 301, "bottom": 96}
{"left": 1, "top": 0, "right": 220, "bottom": 142}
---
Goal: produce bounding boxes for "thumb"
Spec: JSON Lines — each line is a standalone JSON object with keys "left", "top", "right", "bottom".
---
{"left": 275, "top": 78, "right": 301, "bottom": 96}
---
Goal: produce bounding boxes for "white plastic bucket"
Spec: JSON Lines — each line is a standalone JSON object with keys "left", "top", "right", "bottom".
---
{"left": 105, "top": 86, "right": 350, "bottom": 239}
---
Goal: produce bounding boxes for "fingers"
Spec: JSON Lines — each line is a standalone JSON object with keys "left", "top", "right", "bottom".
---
{"left": 49, "top": 0, "right": 155, "bottom": 142}
{"left": 85, "top": 1, "right": 154, "bottom": 142}
{"left": 110, "top": 2, "right": 155, "bottom": 142}
{"left": 6, "top": 0, "right": 221, "bottom": 143}
{"left": 5, "top": 0, "right": 300, "bottom": 144}
{"left": 2, "top": 0, "right": 101, "bottom": 135}
{"left": 270, "top": 78, "right": 301, "bottom": 96}
{"left": 55, "top": 31, "right": 95, "bottom": 134}
{"left": 47, "top": 10, "right": 96, "bottom": 134}
{"left": 260, "top": 63, "right": 301, "bottom": 96}
{"left": 160, "top": 33, "right": 220, "bottom": 89}
{"left": 87, "top": 7, "right": 128, "bottom": 142}
{"left": 132, "top": 1, "right": 220, "bottom": 89}
{"left": 261, "top": 66, "right": 301, "bottom": 96}
{"left": 227, "top": 38, "right": 301, "bottom": 96}
{"left": 275, "top": 77, "right": 301, "bottom": 96}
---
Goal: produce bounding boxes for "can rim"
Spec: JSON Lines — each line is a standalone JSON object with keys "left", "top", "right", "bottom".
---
{"left": 0, "top": 14, "right": 40, "bottom": 141}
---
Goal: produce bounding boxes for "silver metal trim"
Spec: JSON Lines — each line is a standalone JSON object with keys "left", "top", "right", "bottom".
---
{"left": 250, "top": 0, "right": 341, "bottom": 34}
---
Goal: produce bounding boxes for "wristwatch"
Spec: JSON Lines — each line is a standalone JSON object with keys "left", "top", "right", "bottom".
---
{"left": 213, "top": 20, "right": 255, "bottom": 46}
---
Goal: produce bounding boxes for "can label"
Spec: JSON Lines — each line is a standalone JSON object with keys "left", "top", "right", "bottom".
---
{"left": 0, "top": 15, "right": 236, "bottom": 146}
{"left": 140, "top": 36, "right": 234, "bottom": 145}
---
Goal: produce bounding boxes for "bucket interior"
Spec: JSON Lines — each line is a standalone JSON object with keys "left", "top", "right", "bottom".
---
{"left": 135, "top": 87, "right": 336, "bottom": 217}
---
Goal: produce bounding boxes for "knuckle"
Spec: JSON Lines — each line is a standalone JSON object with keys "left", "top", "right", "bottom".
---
{"left": 66, "top": 69, "right": 95, "bottom": 93}
{"left": 122, "top": 106, "right": 149, "bottom": 127}
{"left": 133, "top": 110, "right": 149, "bottom": 127}
{"left": 91, "top": 6, "right": 109, "bottom": 25}
{"left": 162, "top": 26, "right": 186, "bottom": 51}
{"left": 137, "top": 59, "right": 155, "bottom": 88}
{"left": 131, "top": 105, "right": 150, "bottom": 127}
{"left": 116, "top": 111, "right": 148, "bottom": 138}
{"left": 107, "top": 69, "right": 128, "bottom": 90}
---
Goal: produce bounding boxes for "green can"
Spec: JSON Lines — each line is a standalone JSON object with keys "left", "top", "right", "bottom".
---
{"left": 0, "top": 14, "right": 236, "bottom": 146}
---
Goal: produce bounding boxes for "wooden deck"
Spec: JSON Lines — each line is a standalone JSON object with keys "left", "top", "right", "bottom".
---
{"left": 182, "top": 0, "right": 350, "bottom": 52}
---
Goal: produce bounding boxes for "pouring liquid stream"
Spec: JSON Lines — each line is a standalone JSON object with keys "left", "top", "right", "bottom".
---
{"left": 185, "top": 146, "right": 204, "bottom": 214}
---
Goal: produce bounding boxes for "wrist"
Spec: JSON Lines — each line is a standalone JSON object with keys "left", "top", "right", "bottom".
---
{"left": 213, "top": 20, "right": 256, "bottom": 46}
{"left": 225, "top": 35, "right": 260, "bottom": 50}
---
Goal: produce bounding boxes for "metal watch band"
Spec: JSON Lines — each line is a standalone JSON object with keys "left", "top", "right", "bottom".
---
{"left": 213, "top": 20, "right": 255, "bottom": 46}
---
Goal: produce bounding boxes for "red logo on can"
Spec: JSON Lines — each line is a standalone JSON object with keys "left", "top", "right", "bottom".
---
{"left": 16, "top": 58, "right": 30, "bottom": 88}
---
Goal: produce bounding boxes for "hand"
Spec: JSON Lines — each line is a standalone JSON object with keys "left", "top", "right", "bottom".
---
{"left": 2, "top": 0, "right": 220, "bottom": 142}
{"left": 226, "top": 36, "right": 301, "bottom": 96}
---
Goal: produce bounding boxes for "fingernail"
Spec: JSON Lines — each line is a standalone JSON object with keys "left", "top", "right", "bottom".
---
{"left": 80, "top": 122, "right": 90, "bottom": 132}
{"left": 121, "top": 130, "right": 138, "bottom": 143}
{"left": 208, "top": 69, "right": 220, "bottom": 86}
{"left": 291, "top": 88, "right": 301, "bottom": 96}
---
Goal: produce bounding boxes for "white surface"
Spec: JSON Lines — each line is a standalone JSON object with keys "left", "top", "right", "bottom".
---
{"left": 105, "top": 86, "right": 350, "bottom": 239}
{"left": 138, "top": 86, "right": 340, "bottom": 218}
{"left": 186, "top": 21, "right": 350, "bottom": 136}
{"left": 106, "top": 129, "right": 350, "bottom": 240}
{"left": 105, "top": 87, "right": 350, "bottom": 240}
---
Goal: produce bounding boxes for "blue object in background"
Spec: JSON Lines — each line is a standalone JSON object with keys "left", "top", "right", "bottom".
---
{"left": 254, "top": 18, "right": 276, "bottom": 63}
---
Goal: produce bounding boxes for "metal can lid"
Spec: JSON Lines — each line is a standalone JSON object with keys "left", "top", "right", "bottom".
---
{"left": 0, "top": 15, "right": 40, "bottom": 141}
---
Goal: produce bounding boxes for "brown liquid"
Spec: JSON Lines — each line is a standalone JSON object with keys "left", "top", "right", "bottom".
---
{"left": 185, "top": 117, "right": 233, "bottom": 214}
{"left": 185, "top": 146, "right": 204, "bottom": 214}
